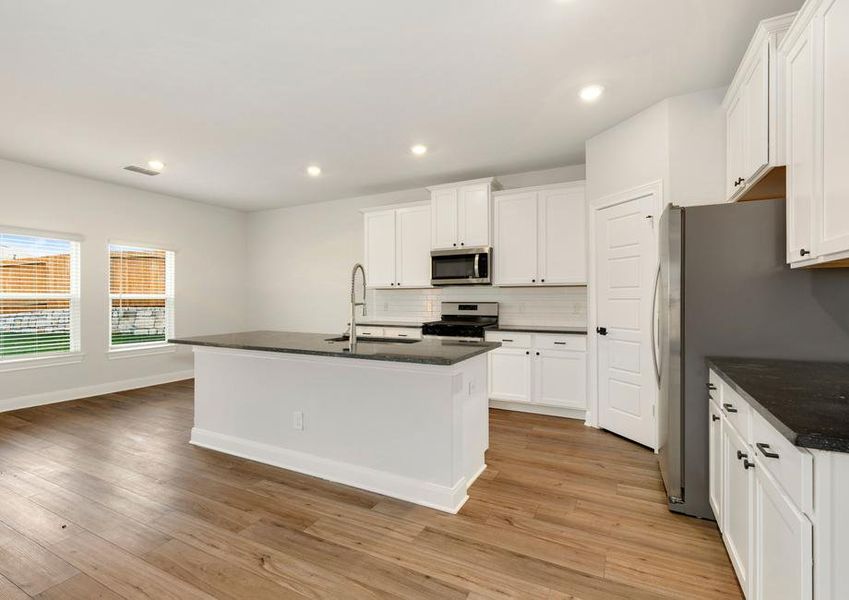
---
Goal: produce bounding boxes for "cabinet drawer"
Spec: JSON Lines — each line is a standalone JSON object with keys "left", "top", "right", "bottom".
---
{"left": 356, "top": 326, "right": 385, "bottom": 337}
{"left": 534, "top": 334, "right": 587, "bottom": 352}
{"left": 751, "top": 410, "right": 812, "bottom": 513}
{"left": 485, "top": 331, "right": 532, "bottom": 348}
{"left": 383, "top": 327, "right": 422, "bottom": 340}
{"left": 721, "top": 385, "right": 750, "bottom": 440}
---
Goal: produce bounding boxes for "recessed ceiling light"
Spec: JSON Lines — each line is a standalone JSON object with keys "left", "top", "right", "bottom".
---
{"left": 411, "top": 144, "right": 428, "bottom": 156}
{"left": 307, "top": 165, "right": 322, "bottom": 177}
{"left": 579, "top": 84, "right": 605, "bottom": 103}
{"left": 147, "top": 159, "right": 165, "bottom": 171}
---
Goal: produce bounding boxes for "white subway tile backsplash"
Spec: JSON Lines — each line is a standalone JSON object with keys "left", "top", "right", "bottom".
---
{"left": 369, "top": 286, "right": 587, "bottom": 327}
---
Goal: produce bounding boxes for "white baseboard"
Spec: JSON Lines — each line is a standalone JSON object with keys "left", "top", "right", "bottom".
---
{"left": 191, "top": 427, "right": 469, "bottom": 513}
{"left": 489, "top": 399, "right": 588, "bottom": 421}
{"left": 0, "top": 370, "right": 195, "bottom": 413}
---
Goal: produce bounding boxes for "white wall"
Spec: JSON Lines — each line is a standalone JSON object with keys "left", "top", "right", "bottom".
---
{"left": 0, "top": 158, "right": 248, "bottom": 406}
{"left": 247, "top": 165, "right": 586, "bottom": 334}
{"left": 585, "top": 100, "right": 670, "bottom": 205}
{"left": 585, "top": 87, "right": 726, "bottom": 207}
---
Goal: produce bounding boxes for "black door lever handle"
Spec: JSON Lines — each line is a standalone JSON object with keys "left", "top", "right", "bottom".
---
{"left": 596, "top": 327, "right": 608, "bottom": 336}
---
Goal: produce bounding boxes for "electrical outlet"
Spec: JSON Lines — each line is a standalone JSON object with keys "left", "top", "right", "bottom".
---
{"left": 293, "top": 411, "right": 304, "bottom": 431}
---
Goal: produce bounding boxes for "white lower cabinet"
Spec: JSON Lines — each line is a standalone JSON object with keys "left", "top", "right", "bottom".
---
{"left": 723, "top": 420, "right": 753, "bottom": 595}
{"left": 488, "top": 347, "right": 532, "bottom": 403}
{"left": 709, "top": 399, "right": 724, "bottom": 526}
{"left": 485, "top": 331, "right": 587, "bottom": 414}
{"left": 707, "top": 368, "right": 846, "bottom": 599}
{"left": 752, "top": 457, "right": 812, "bottom": 600}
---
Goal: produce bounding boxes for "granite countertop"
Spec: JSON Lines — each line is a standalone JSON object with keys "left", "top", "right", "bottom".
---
{"left": 170, "top": 330, "right": 499, "bottom": 366}
{"left": 707, "top": 357, "right": 849, "bottom": 453}
{"left": 491, "top": 325, "right": 588, "bottom": 335}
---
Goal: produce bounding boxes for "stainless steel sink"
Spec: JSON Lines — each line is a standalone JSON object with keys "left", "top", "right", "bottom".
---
{"left": 325, "top": 336, "right": 420, "bottom": 345}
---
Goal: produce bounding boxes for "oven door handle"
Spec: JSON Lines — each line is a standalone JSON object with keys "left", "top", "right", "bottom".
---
{"left": 474, "top": 253, "right": 480, "bottom": 279}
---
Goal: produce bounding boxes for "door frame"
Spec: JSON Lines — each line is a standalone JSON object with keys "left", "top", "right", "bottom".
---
{"left": 586, "top": 180, "right": 663, "bottom": 450}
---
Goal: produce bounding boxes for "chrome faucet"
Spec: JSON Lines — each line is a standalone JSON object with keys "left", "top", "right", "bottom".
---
{"left": 349, "top": 263, "right": 367, "bottom": 353}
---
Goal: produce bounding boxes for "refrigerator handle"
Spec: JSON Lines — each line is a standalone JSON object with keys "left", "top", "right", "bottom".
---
{"left": 650, "top": 262, "right": 661, "bottom": 385}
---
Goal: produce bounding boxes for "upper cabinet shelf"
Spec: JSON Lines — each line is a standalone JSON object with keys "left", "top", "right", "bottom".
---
{"left": 782, "top": 0, "right": 849, "bottom": 268}
{"left": 723, "top": 13, "right": 797, "bottom": 203}
{"left": 428, "top": 177, "right": 499, "bottom": 250}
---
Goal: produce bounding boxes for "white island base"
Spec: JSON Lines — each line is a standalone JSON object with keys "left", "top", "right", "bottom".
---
{"left": 189, "top": 346, "right": 489, "bottom": 513}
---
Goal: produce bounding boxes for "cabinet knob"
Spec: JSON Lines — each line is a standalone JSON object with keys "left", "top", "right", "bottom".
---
{"left": 707, "top": 383, "right": 717, "bottom": 390}
{"left": 736, "top": 450, "right": 748, "bottom": 460}
{"left": 460, "top": 242, "right": 464, "bottom": 246}
{"left": 541, "top": 279, "right": 545, "bottom": 283}
{"left": 711, "top": 414, "right": 720, "bottom": 422}
{"left": 535, "top": 351, "right": 540, "bottom": 356}
{"left": 531, "top": 279, "right": 536, "bottom": 283}
{"left": 453, "top": 243, "right": 457, "bottom": 247}
{"left": 525, "top": 351, "right": 529, "bottom": 355}
{"left": 390, "top": 283, "right": 394, "bottom": 286}
{"left": 743, "top": 459, "right": 755, "bottom": 470}
{"left": 723, "top": 402, "right": 738, "bottom": 414}
{"left": 800, "top": 249, "right": 811, "bottom": 257}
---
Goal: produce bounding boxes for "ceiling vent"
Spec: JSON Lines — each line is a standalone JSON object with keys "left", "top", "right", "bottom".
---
{"left": 124, "top": 165, "right": 160, "bottom": 176}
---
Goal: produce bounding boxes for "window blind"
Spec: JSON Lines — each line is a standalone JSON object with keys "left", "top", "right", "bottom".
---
{"left": 109, "top": 244, "right": 175, "bottom": 348}
{"left": 0, "top": 232, "right": 81, "bottom": 359}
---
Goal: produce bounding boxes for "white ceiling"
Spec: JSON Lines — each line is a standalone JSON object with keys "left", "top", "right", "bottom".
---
{"left": 0, "top": 0, "right": 803, "bottom": 211}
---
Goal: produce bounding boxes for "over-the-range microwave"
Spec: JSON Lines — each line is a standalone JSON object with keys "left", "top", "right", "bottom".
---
{"left": 431, "top": 246, "right": 491, "bottom": 286}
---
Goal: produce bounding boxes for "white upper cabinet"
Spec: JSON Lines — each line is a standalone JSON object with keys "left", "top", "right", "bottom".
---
{"left": 364, "top": 210, "right": 397, "bottom": 288}
{"left": 395, "top": 204, "right": 432, "bottom": 288}
{"left": 428, "top": 178, "right": 498, "bottom": 250}
{"left": 784, "top": 0, "right": 849, "bottom": 268}
{"left": 538, "top": 186, "right": 587, "bottom": 284}
{"left": 723, "top": 13, "right": 795, "bottom": 202}
{"left": 494, "top": 191, "right": 538, "bottom": 285}
{"left": 494, "top": 182, "right": 587, "bottom": 287}
{"left": 458, "top": 183, "right": 491, "bottom": 248}
{"left": 363, "top": 202, "right": 431, "bottom": 289}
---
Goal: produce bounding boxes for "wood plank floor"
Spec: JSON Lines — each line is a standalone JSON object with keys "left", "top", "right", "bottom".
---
{"left": 0, "top": 380, "right": 742, "bottom": 599}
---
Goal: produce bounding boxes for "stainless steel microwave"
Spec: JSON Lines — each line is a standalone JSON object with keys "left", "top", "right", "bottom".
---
{"left": 431, "top": 246, "right": 491, "bottom": 286}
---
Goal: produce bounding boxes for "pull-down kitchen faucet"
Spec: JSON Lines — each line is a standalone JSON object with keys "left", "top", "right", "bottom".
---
{"left": 349, "top": 263, "right": 367, "bottom": 353}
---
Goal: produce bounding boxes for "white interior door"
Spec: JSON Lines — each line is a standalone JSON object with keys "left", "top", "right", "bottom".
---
{"left": 595, "top": 196, "right": 657, "bottom": 448}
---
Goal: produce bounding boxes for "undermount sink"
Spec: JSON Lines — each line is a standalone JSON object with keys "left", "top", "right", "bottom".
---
{"left": 325, "top": 336, "right": 421, "bottom": 345}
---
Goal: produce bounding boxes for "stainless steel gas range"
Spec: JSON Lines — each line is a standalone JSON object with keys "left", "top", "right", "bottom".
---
{"left": 422, "top": 302, "right": 498, "bottom": 342}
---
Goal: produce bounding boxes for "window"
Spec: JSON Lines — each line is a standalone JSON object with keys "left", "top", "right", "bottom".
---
{"left": 109, "top": 244, "right": 174, "bottom": 349}
{"left": 0, "top": 231, "right": 81, "bottom": 361}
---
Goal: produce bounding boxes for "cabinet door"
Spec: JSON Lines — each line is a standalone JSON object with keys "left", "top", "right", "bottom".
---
{"left": 723, "top": 424, "right": 753, "bottom": 596}
{"left": 538, "top": 186, "right": 587, "bottom": 284}
{"left": 786, "top": 25, "right": 816, "bottom": 264}
{"left": 493, "top": 192, "right": 538, "bottom": 286}
{"left": 533, "top": 349, "right": 586, "bottom": 409}
{"left": 488, "top": 348, "right": 532, "bottom": 403}
{"left": 743, "top": 45, "right": 770, "bottom": 182}
{"left": 458, "top": 183, "right": 490, "bottom": 247}
{"left": 727, "top": 93, "right": 747, "bottom": 201}
{"left": 752, "top": 460, "right": 813, "bottom": 600}
{"left": 431, "top": 188, "right": 458, "bottom": 249}
{"left": 709, "top": 400, "right": 724, "bottom": 527}
{"left": 364, "top": 210, "right": 396, "bottom": 288}
{"left": 814, "top": 0, "right": 849, "bottom": 259}
{"left": 395, "top": 205, "right": 431, "bottom": 288}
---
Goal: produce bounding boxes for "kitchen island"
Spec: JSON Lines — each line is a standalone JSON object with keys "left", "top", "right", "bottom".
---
{"left": 170, "top": 330, "right": 500, "bottom": 512}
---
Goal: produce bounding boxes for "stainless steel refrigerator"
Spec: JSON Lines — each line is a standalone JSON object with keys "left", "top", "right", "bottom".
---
{"left": 656, "top": 200, "right": 849, "bottom": 519}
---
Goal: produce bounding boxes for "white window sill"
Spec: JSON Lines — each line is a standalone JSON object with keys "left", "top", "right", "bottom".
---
{"left": 106, "top": 343, "right": 177, "bottom": 360}
{"left": 0, "top": 352, "right": 85, "bottom": 373}
{"left": 107, "top": 344, "right": 177, "bottom": 360}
